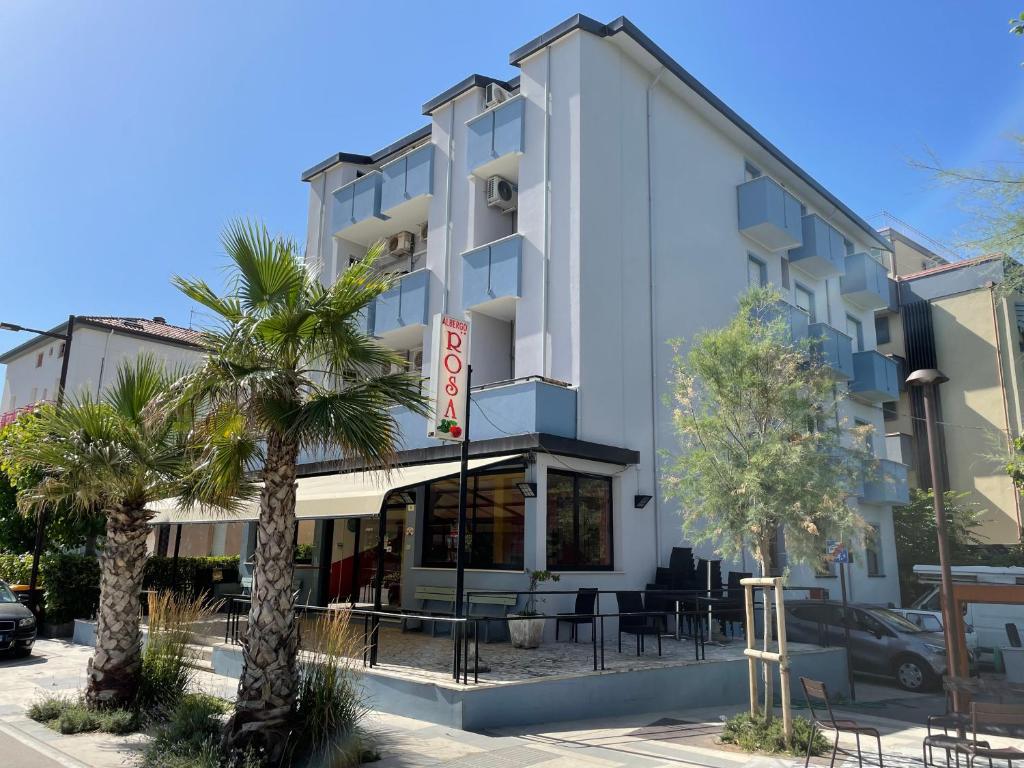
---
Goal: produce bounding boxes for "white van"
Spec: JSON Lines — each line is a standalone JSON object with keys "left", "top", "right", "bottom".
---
{"left": 911, "top": 565, "right": 1024, "bottom": 664}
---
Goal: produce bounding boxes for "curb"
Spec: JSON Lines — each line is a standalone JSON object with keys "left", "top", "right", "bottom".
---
{"left": 0, "top": 718, "right": 91, "bottom": 768}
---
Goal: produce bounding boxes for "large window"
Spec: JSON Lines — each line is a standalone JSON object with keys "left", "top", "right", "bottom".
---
{"left": 865, "top": 523, "right": 884, "bottom": 577}
{"left": 747, "top": 254, "right": 767, "bottom": 288}
{"left": 421, "top": 470, "right": 525, "bottom": 569}
{"left": 794, "top": 284, "right": 816, "bottom": 322}
{"left": 546, "top": 471, "right": 613, "bottom": 570}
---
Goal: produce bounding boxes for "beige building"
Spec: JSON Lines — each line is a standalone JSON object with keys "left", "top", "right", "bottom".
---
{"left": 875, "top": 236, "right": 1024, "bottom": 544}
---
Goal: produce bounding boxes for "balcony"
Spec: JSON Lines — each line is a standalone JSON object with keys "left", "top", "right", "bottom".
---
{"left": 467, "top": 98, "right": 524, "bottom": 180}
{"left": 331, "top": 172, "right": 385, "bottom": 240}
{"left": 380, "top": 143, "right": 434, "bottom": 221}
{"left": 462, "top": 234, "right": 522, "bottom": 319}
{"left": 885, "top": 433, "right": 914, "bottom": 468}
{"left": 788, "top": 215, "right": 846, "bottom": 278}
{"left": 392, "top": 378, "right": 577, "bottom": 451}
{"left": 860, "top": 459, "right": 910, "bottom": 505}
{"left": 752, "top": 300, "right": 810, "bottom": 344}
{"left": 737, "top": 176, "right": 803, "bottom": 252}
{"left": 809, "top": 322, "right": 853, "bottom": 380}
{"left": 840, "top": 252, "right": 889, "bottom": 310}
{"left": 372, "top": 269, "right": 430, "bottom": 348}
{"left": 851, "top": 351, "right": 899, "bottom": 403}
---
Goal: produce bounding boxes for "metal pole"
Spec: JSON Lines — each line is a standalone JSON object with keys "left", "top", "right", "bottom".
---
{"left": 452, "top": 365, "right": 472, "bottom": 681}
{"left": 921, "top": 380, "right": 963, "bottom": 704}
{"left": 370, "top": 503, "right": 388, "bottom": 666}
{"left": 839, "top": 562, "right": 856, "bottom": 701}
{"left": 27, "top": 315, "right": 74, "bottom": 615}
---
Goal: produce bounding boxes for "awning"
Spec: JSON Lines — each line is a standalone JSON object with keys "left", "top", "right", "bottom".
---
{"left": 147, "top": 454, "right": 523, "bottom": 525}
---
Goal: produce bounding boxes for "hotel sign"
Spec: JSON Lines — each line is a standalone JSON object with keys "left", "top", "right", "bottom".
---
{"left": 428, "top": 313, "right": 469, "bottom": 441}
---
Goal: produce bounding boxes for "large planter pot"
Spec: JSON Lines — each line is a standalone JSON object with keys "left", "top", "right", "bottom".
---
{"left": 508, "top": 614, "right": 546, "bottom": 649}
{"left": 40, "top": 621, "right": 74, "bottom": 639}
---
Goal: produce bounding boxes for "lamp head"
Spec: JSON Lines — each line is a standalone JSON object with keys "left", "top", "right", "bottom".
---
{"left": 906, "top": 368, "right": 949, "bottom": 387}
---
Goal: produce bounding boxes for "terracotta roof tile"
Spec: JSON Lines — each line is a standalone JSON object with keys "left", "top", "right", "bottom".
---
{"left": 78, "top": 316, "right": 203, "bottom": 347}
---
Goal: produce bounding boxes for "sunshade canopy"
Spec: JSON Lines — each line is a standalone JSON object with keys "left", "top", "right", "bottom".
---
{"left": 147, "top": 454, "right": 522, "bottom": 525}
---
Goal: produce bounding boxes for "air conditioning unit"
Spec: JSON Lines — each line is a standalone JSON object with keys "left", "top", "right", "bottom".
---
{"left": 484, "top": 83, "right": 510, "bottom": 109}
{"left": 386, "top": 231, "right": 414, "bottom": 258}
{"left": 419, "top": 222, "right": 429, "bottom": 243}
{"left": 486, "top": 176, "right": 517, "bottom": 213}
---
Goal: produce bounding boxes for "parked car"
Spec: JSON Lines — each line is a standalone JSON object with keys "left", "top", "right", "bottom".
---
{"left": 891, "top": 608, "right": 980, "bottom": 654}
{"left": 785, "top": 599, "right": 965, "bottom": 692}
{"left": 0, "top": 580, "right": 36, "bottom": 657}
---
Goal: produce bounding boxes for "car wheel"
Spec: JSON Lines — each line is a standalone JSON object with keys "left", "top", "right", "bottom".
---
{"left": 894, "top": 655, "right": 935, "bottom": 692}
{"left": 14, "top": 648, "right": 32, "bottom": 658}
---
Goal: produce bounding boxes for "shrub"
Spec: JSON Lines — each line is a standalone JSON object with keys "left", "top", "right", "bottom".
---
{"left": 138, "top": 591, "right": 219, "bottom": 712}
{"left": 0, "top": 553, "right": 32, "bottom": 585}
{"left": 140, "top": 694, "right": 230, "bottom": 768}
{"left": 29, "top": 695, "right": 137, "bottom": 735}
{"left": 290, "top": 611, "right": 370, "bottom": 767}
{"left": 143, "top": 555, "right": 240, "bottom": 597}
{"left": 720, "top": 712, "right": 829, "bottom": 756}
{"left": 41, "top": 553, "right": 100, "bottom": 623}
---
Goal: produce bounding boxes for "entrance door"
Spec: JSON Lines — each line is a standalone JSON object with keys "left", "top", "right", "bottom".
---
{"left": 327, "top": 503, "right": 407, "bottom": 606}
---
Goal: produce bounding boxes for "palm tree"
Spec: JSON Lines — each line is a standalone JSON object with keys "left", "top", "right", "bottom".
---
{"left": 173, "top": 220, "right": 426, "bottom": 755}
{"left": 7, "top": 355, "right": 254, "bottom": 707}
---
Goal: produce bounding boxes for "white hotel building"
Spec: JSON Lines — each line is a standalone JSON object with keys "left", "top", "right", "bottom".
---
{"left": 285, "top": 14, "right": 906, "bottom": 614}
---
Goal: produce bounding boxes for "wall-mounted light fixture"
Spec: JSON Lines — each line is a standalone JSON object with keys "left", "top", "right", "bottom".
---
{"left": 634, "top": 494, "right": 653, "bottom": 509}
{"left": 516, "top": 482, "right": 538, "bottom": 498}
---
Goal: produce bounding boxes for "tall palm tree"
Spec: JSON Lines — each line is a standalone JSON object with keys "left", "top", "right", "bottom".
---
{"left": 174, "top": 220, "right": 426, "bottom": 755}
{"left": 8, "top": 355, "right": 254, "bottom": 707}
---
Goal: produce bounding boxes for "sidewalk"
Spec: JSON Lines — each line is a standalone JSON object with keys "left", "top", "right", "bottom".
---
{"left": 0, "top": 639, "right": 1003, "bottom": 768}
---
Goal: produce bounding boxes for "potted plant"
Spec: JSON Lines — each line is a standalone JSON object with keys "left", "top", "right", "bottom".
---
{"left": 508, "top": 569, "right": 559, "bottom": 649}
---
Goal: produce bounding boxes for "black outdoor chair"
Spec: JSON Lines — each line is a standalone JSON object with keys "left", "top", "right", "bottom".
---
{"left": 718, "top": 571, "right": 752, "bottom": 637}
{"left": 1007, "top": 623, "right": 1022, "bottom": 648}
{"left": 801, "top": 676, "right": 883, "bottom": 768}
{"left": 616, "top": 591, "right": 663, "bottom": 657}
{"left": 959, "top": 701, "right": 1024, "bottom": 767}
{"left": 556, "top": 588, "right": 598, "bottom": 642}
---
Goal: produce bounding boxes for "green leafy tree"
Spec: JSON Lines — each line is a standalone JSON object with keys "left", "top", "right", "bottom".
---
{"left": 5, "top": 356, "right": 255, "bottom": 707}
{"left": 173, "top": 220, "right": 427, "bottom": 759}
{"left": 663, "top": 286, "right": 875, "bottom": 575}
{"left": 892, "top": 488, "right": 986, "bottom": 604}
{"left": 664, "top": 287, "right": 877, "bottom": 724}
{"left": 0, "top": 417, "right": 105, "bottom": 555}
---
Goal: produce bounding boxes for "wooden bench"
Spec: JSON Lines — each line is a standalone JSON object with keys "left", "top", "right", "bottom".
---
{"left": 413, "top": 586, "right": 518, "bottom": 642}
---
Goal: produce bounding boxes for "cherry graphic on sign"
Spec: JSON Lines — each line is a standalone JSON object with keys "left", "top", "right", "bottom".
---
{"left": 450, "top": 425, "right": 462, "bottom": 438}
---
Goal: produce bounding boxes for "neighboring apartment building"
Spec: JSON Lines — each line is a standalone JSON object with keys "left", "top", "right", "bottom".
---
{"left": 0, "top": 315, "right": 239, "bottom": 557}
{"left": 875, "top": 239, "right": 1024, "bottom": 544}
{"left": 270, "top": 14, "right": 911, "bottom": 611}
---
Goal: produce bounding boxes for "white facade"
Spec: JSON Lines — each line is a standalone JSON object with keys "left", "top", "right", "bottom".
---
{"left": 1, "top": 317, "right": 203, "bottom": 418}
{"left": 301, "top": 16, "right": 904, "bottom": 607}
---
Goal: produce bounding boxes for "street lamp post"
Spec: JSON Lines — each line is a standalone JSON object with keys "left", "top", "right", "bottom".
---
{"left": 0, "top": 315, "right": 75, "bottom": 613}
{"left": 906, "top": 368, "right": 963, "bottom": 705}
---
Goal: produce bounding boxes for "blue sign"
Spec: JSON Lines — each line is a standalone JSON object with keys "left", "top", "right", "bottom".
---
{"left": 833, "top": 544, "right": 849, "bottom": 564}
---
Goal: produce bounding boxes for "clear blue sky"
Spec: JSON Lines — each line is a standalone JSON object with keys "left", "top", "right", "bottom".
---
{"left": 1, "top": 1, "right": 1023, "bottom": 353}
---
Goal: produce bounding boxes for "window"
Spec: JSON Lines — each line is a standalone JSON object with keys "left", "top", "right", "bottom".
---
{"left": 781, "top": 257, "right": 791, "bottom": 289}
{"left": 58, "top": 342, "right": 65, "bottom": 358}
{"left": 846, "top": 315, "right": 864, "bottom": 353}
{"left": 421, "top": 470, "right": 526, "bottom": 569}
{"left": 844, "top": 238, "right": 854, "bottom": 256}
{"left": 744, "top": 161, "right": 762, "bottom": 181}
{"left": 546, "top": 471, "right": 613, "bottom": 570}
{"left": 865, "top": 523, "right": 884, "bottom": 576}
{"left": 794, "top": 284, "right": 816, "bottom": 322}
{"left": 35, "top": 352, "right": 43, "bottom": 368}
{"left": 875, "top": 316, "right": 891, "bottom": 345}
{"left": 918, "top": 614, "right": 942, "bottom": 632}
{"left": 883, "top": 401, "right": 898, "bottom": 422}
{"left": 747, "top": 254, "right": 767, "bottom": 288}
{"left": 48, "top": 346, "right": 53, "bottom": 357}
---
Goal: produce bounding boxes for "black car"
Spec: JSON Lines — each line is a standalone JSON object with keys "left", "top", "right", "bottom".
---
{"left": 785, "top": 599, "right": 964, "bottom": 692}
{"left": 0, "top": 580, "right": 36, "bottom": 657}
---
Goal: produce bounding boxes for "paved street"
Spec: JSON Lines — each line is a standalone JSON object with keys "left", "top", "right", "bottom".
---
{"left": 0, "top": 640, "right": 1018, "bottom": 768}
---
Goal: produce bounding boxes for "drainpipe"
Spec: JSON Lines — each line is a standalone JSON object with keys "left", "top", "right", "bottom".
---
{"left": 442, "top": 103, "right": 456, "bottom": 314}
{"left": 541, "top": 45, "right": 552, "bottom": 377}
{"left": 95, "top": 328, "right": 115, "bottom": 396}
{"left": 646, "top": 66, "right": 666, "bottom": 565}
{"left": 988, "top": 283, "right": 1023, "bottom": 534}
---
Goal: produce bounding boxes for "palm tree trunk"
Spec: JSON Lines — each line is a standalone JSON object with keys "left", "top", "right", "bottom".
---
{"left": 225, "top": 430, "right": 299, "bottom": 759}
{"left": 85, "top": 506, "right": 150, "bottom": 708}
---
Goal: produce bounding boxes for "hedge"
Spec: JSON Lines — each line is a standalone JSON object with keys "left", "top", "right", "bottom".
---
{"left": 0, "top": 553, "right": 240, "bottom": 623}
